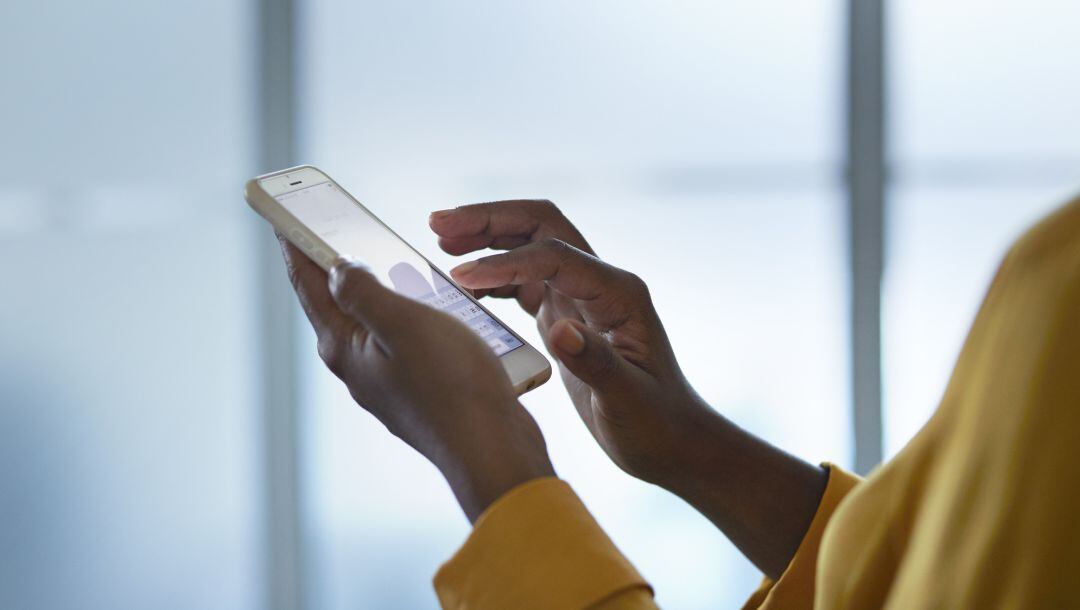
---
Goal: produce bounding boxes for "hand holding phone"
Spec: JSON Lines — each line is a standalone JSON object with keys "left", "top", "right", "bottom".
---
{"left": 245, "top": 165, "right": 551, "bottom": 394}
{"left": 275, "top": 237, "right": 554, "bottom": 522}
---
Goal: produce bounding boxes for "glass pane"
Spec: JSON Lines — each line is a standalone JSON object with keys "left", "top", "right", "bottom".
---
{"left": 890, "top": 0, "right": 1080, "bottom": 164}
{"left": 303, "top": 1, "right": 842, "bottom": 173}
{"left": 882, "top": 183, "right": 1079, "bottom": 457}
{"left": 302, "top": 2, "right": 846, "bottom": 608}
{"left": 300, "top": 188, "right": 848, "bottom": 610}
{"left": 0, "top": 2, "right": 259, "bottom": 609}
{"left": 885, "top": 0, "right": 1080, "bottom": 458}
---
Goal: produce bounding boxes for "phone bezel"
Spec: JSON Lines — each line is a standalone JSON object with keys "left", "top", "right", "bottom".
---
{"left": 244, "top": 165, "right": 552, "bottom": 395}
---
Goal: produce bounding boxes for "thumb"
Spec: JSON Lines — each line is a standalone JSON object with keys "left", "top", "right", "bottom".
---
{"left": 548, "top": 319, "right": 633, "bottom": 392}
{"left": 328, "top": 260, "right": 422, "bottom": 342}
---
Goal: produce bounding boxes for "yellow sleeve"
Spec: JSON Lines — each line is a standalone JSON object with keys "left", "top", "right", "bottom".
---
{"left": 434, "top": 477, "right": 655, "bottom": 610}
{"left": 741, "top": 463, "right": 861, "bottom": 610}
{"left": 877, "top": 197, "right": 1080, "bottom": 607}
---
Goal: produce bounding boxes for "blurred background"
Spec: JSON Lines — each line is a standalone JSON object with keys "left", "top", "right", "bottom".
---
{"left": 1, "top": 1, "right": 1078, "bottom": 608}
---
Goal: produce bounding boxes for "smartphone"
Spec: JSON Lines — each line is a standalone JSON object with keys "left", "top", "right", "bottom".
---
{"left": 245, "top": 165, "right": 551, "bottom": 395}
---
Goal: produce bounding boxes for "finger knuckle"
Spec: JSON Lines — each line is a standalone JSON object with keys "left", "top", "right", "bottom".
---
{"left": 526, "top": 199, "right": 558, "bottom": 217}
{"left": 341, "top": 263, "right": 371, "bottom": 284}
{"left": 317, "top": 336, "right": 347, "bottom": 374}
{"left": 598, "top": 337, "right": 621, "bottom": 376}
{"left": 477, "top": 201, "right": 499, "bottom": 210}
{"left": 492, "top": 249, "right": 517, "bottom": 270}
{"left": 540, "top": 236, "right": 569, "bottom": 254}
{"left": 622, "top": 272, "right": 651, "bottom": 298}
{"left": 333, "top": 264, "right": 371, "bottom": 295}
{"left": 541, "top": 199, "right": 573, "bottom": 223}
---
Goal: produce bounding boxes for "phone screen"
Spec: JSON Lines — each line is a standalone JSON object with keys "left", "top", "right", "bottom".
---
{"left": 273, "top": 180, "right": 525, "bottom": 356}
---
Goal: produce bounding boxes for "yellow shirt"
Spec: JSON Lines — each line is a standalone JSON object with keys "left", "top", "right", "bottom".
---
{"left": 434, "top": 195, "right": 1080, "bottom": 609}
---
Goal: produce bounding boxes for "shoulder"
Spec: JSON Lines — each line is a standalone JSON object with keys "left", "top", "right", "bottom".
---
{"left": 1004, "top": 192, "right": 1080, "bottom": 276}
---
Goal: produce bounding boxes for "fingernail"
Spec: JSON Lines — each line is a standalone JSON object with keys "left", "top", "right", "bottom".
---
{"left": 451, "top": 260, "right": 479, "bottom": 276}
{"left": 554, "top": 323, "right": 586, "bottom": 355}
{"left": 429, "top": 209, "right": 455, "bottom": 221}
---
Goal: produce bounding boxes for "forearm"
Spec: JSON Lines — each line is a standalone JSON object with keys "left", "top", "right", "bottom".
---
{"left": 434, "top": 403, "right": 557, "bottom": 524}
{"left": 652, "top": 396, "right": 828, "bottom": 579}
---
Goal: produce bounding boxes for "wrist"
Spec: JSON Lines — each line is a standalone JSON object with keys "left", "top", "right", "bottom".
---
{"left": 436, "top": 402, "right": 556, "bottom": 523}
{"left": 635, "top": 390, "right": 727, "bottom": 490}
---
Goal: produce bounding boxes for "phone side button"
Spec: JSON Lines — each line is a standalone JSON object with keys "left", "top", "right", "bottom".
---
{"left": 313, "top": 249, "right": 331, "bottom": 265}
{"left": 289, "top": 229, "right": 313, "bottom": 249}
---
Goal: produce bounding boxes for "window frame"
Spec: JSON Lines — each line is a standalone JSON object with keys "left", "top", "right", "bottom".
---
{"left": 252, "top": 0, "right": 888, "bottom": 605}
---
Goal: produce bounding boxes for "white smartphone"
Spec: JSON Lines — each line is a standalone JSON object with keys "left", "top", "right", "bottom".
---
{"left": 245, "top": 165, "right": 552, "bottom": 395}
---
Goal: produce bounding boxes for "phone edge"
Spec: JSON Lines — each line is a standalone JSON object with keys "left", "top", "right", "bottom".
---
{"left": 244, "top": 166, "right": 553, "bottom": 396}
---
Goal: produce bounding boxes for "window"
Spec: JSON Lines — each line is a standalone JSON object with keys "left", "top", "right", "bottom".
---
{"left": 0, "top": 2, "right": 259, "bottom": 609}
{"left": 299, "top": 2, "right": 847, "bottom": 608}
{"left": 8, "top": 1, "right": 1079, "bottom": 608}
{"left": 883, "top": 0, "right": 1080, "bottom": 456}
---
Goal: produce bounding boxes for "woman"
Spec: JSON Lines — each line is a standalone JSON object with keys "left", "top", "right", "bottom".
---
{"left": 279, "top": 195, "right": 1080, "bottom": 608}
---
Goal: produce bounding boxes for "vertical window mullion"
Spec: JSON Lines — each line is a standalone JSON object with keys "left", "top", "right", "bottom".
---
{"left": 847, "top": 0, "right": 886, "bottom": 475}
{"left": 255, "top": 0, "right": 305, "bottom": 608}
